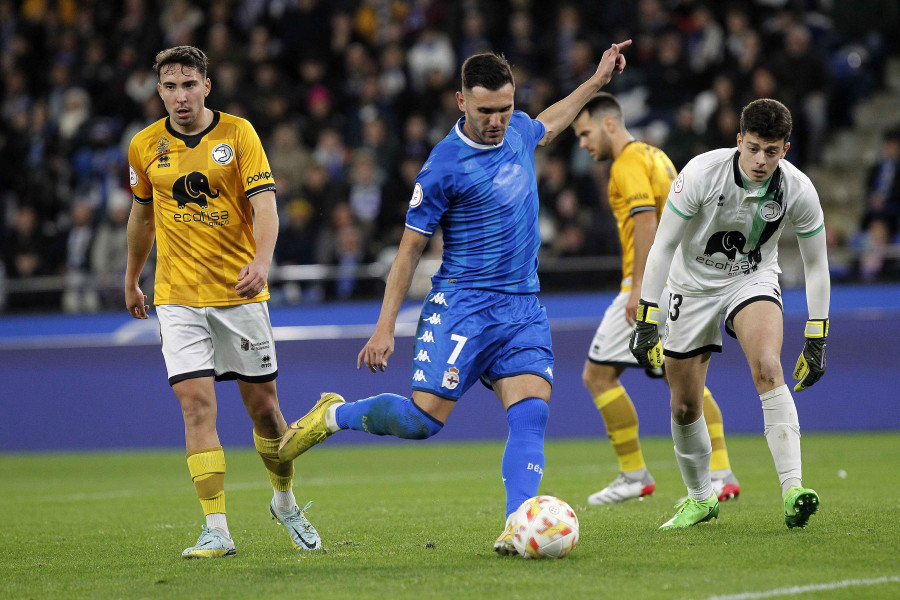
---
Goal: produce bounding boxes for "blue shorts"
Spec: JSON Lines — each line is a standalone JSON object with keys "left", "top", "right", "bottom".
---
{"left": 410, "top": 289, "right": 554, "bottom": 400}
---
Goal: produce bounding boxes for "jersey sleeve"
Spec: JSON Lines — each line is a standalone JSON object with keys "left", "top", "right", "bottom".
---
{"left": 611, "top": 150, "right": 656, "bottom": 217}
{"left": 665, "top": 158, "right": 702, "bottom": 220}
{"left": 127, "top": 138, "right": 153, "bottom": 203}
{"left": 789, "top": 181, "right": 825, "bottom": 238}
{"left": 236, "top": 120, "right": 276, "bottom": 198}
{"left": 512, "top": 110, "right": 545, "bottom": 149}
{"left": 405, "top": 156, "right": 449, "bottom": 236}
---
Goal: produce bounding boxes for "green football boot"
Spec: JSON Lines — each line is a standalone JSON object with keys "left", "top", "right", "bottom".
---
{"left": 659, "top": 495, "right": 720, "bottom": 530}
{"left": 784, "top": 486, "right": 819, "bottom": 529}
{"left": 278, "top": 393, "right": 345, "bottom": 461}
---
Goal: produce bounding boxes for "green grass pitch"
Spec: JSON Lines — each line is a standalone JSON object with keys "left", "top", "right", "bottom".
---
{"left": 1, "top": 433, "right": 898, "bottom": 600}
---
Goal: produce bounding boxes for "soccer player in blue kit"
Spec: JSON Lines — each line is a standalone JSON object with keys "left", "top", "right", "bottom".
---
{"left": 279, "top": 41, "right": 632, "bottom": 553}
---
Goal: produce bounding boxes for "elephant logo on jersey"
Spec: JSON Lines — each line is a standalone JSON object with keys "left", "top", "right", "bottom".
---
{"left": 173, "top": 171, "right": 220, "bottom": 209}
{"left": 703, "top": 231, "right": 747, "bottom": 260}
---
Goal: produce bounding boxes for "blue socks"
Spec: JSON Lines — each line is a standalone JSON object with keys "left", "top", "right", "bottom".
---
{"left": 334, "top": 393, "right": 548, "bottom": 518}
{"left": 501, "top": 398, "right": 549, "bottom": 517}
{"left": 335, "top": 393, "right": 443, "bottom": 439}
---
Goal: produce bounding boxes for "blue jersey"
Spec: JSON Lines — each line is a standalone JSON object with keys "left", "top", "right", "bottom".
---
{"left": 405, "top": 111, "right": 546, "bottom": 293}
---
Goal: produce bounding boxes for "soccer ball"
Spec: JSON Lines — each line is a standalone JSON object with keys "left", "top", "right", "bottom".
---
{"left": 510, "top": 495, "right": 579, "bottom": 559}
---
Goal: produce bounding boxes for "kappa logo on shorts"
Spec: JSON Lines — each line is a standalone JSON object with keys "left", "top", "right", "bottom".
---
{"left": 441, "top": 367, "right": 460, "bottom": 390}
{"left": 429, "top": 292, "right": 448, "bottom": 306}
{"left": 545, "top": 366, "right": 553, "bottom": 378}
{"left": 425, "top": 313, "right": 442, "bottom": 325}
{"left": 415, "top": 350, "right": 431, "bottom": 362}
{"left": 418, "top": 331, "right": 435, "bottom": 343}
{"left": 413, "top": 369, "right": 428, "bottom": 382}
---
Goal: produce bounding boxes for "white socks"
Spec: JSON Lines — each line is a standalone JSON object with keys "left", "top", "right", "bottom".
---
{"left": 761, "top": 384, "right": 802, "bottom": 494}
{"left": 206, "top": 513, "right": 230, "bottom": 538}
{"left": 671, "top": 415, "right": 713, "bottom": 500}
{"left": 273, "top": 489, "right": 297, "bottom": 512}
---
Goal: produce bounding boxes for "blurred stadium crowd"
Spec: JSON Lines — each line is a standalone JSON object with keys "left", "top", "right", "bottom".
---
{"left": 0, "top": 0, "right": 898, "bottom": 313}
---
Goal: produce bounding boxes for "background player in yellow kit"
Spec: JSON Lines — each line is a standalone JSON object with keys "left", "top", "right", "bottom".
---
{"left": 125, "top": 46, "right": 320, "bottom": 557}
{"left": 572, "top": 93, "right": 740, "bottom": 505}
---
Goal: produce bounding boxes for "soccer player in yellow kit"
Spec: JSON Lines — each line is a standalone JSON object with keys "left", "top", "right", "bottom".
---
{"left": 572, "top": 93, "right": 739, "bottom": 505}
{"left": 125, "top": 46, "right": 320, "bottom": 557}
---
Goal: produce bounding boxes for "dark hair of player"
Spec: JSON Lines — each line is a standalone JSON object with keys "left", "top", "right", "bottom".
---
{"left": 153, "top": 46, "right": 209, "bottom": 80}
{"left": 740, "top": 98, "right": 793, "bottom": 142}
{"left": 461, "top": 53, "right": 514, "bottom": 91}
{"left": 581, "top": 92, "right": 624, "bottom": 122}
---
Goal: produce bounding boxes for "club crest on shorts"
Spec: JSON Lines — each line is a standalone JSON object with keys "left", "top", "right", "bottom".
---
{"left": 442, "top": 367, "right": 460, "bottom": 389}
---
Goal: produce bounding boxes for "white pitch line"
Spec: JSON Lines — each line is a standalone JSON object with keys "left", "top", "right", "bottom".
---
{"left": 701, "top": 576, "right": 900, "bottom": 600}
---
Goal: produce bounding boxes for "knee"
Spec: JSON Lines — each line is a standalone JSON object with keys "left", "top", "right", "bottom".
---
{"left": 670, "top": 394, "right": 702, "bottom": 425}
{"left": 752, "top": 355, "right": 783, "bottom": 391}
{"left": 180, "top": 396, "right": 216, "bottom": 429}
{"left": 582, "top": 363, "right": 617, "bottom": 397}
{"left": 246, "top": 395, "right": 281, "bottom": 425}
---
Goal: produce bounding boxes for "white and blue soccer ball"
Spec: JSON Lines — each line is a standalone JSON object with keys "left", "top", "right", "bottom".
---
{"left": 510, "top": 495, "right": 579, "bottom": 559}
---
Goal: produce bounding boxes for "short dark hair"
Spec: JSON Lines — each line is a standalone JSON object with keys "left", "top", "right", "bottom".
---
{"left": 740, "top": 98, "right": 792, "bottom": 142}
{"left": 153, "top": 46, "right": 209, "bottom": 80}
{"left": 581, "top": 92, "right": 623, "bottom": 122}
{"left": 461, "top": 53, "right": 514, "bottom": 91}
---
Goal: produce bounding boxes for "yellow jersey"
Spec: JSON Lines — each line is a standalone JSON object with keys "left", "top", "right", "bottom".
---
{"left": 608, "top": 141, "right": 676, "bottom": 291}
{"left": 128, "top": 111, "right": 276, "bottom": 306}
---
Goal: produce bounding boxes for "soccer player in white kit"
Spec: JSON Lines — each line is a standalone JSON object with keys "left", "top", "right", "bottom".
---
{"left": 630, "top": 98, "right": 829, "bottom": 530}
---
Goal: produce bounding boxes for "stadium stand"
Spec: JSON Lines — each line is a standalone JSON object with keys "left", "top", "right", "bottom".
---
{"left": 0, "top": 0, "right": 898, "bottom": 313}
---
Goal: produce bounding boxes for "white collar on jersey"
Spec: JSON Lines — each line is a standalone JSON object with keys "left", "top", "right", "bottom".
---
{"left": 454, "top": 118, "right": 505, "bottom": 150}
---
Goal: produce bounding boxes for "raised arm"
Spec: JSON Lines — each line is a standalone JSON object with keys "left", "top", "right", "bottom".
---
{"left": 536, "top": 39, "right": 632, "bottom": 146}
{"left": 358, "top": 227, "right": 431, "bottom": 372}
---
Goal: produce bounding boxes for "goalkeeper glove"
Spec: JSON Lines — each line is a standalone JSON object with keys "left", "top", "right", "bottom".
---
{"left": 793, "top": 319, "right": 828, "bottom": 392}
{"left": 629, "top": 300, "right": 663, "bottom": 369}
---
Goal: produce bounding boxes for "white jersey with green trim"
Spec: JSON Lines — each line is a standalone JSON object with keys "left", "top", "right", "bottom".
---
{"left": 664, "top": 147, "right": 824, "bottom": 295}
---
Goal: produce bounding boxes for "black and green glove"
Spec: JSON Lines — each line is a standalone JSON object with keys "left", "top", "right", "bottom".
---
{"left": 793, "top": 319, "right": 828, "bottom": 392}
{"left": 629, "top": 300, "right": 663, "bottom": 370}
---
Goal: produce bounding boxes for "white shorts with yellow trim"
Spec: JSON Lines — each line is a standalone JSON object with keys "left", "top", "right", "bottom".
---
{"left": 156, "top": 302, "right": 278, "bottom": 386}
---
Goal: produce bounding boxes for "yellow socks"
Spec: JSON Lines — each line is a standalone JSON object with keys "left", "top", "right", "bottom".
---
{"left": 253, "top": 431, "right": 294, "bottom": 492}
{"left": 187, "top": 447, "right": 226, "bottom": 516}
{"left": 593, "top": 385, "right": 645, "bottom": 473}
{"left": 702, "top": 387, "right": 732, "bottom": 472}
